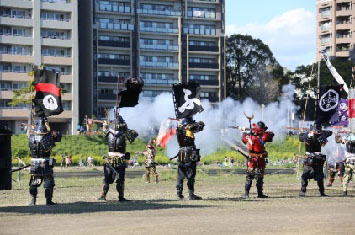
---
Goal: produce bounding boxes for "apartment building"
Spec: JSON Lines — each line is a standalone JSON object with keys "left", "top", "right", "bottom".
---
{"left": 79, "top": 0, "right": 226, "bottom": 120}
{"left": 316, "top": 0, "right": 355, "bottom": 60}
{"left": 0, "top": 0, "right": 78, "bottom": 134}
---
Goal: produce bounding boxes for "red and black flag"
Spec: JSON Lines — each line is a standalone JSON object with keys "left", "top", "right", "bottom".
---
{"left": 118, "top": 77, "right": 144, "bottom": 108}
{"left": 33, "top": 67, "right": 63, "bottom": 117}
{"left": 172, "top": 82, "right": 204, "bottom": 119}
{"left": 316, "top": 85, "right": 341, "bottom": 125}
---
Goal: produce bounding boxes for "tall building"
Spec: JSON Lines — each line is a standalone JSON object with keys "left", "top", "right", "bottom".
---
{"left": 316, "top": 0, "right": 355, "bottom": 60}
{"left": 0, "top": 0, "right": 79, "bottom": 134}
{"left": 79, "top": 0, "right": 226, "bottom": 120}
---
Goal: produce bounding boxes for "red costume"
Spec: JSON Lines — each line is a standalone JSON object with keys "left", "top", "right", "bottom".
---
{"left": 242, "top": 122, "right": 274, "bottom": 198}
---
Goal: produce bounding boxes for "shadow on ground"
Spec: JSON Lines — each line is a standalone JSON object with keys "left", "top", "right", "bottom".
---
{"left": 0, "top": 200, "right": 210, "bottom": 215}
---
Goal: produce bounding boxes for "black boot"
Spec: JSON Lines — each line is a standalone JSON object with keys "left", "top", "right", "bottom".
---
{"left": 318, "top": 180, "right": 328, "bottom": 197}
{"left": 29, "top": 187, "right": 37, "bottom": 206}
{"left": 299, "top": 178, "right": 308, "bottom": 197}
{"left": 243, "top": 181, "right": 252, "bottom": 198}
{"left": 45, "top": 188, "right": 56, "bottom": 205}
{"left": 188, "top": 190, "right": 202, "bottom": 200}
{"left": 256, "top": 181, "right": 268, "bottom": 198}
{"left": 117, "top": 183, "right": 128, "bottom": 201}
{"left": 98, "top": 184, "right": 109, "bottom": 200}
{"left": 176, "top": 184, "right": 184, "bottom": 200}
{"left": 342, "top": 191, "right": 348, "bottom": 197}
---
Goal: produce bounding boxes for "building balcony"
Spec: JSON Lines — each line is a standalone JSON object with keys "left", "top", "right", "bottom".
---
{"left": 0, "top": 90, "right": 15, "bottom": 99}
{"left": 0, "top": 108, "right": 29, "bottom": 119}
{"left": 60, "top": 74, "right": 72, "bottom": 83}
{"left": 189, "top": 79, "right": 219, "bottom": 86}
{"left": 41, "top": 0, "right": 73, "bottom": 12}
{"left": 99, "top": 23, "right": 134, "bottom": 31}
{"left": 98, "top": 76, "right": 118, "bottom": 83}
{"left": 137, "top": 8, "right": 181, "bottom": 17}
{"left": 140, "top": 44, "right": 178, "bottom": 51}
{"left": 0, "top": 16, "right": 33, "bottom": 27}
{"left": 336, "top": 10, "right": 352, "bottom": 17}
{"left": 189, "top": 45, "right": 218, "bottom": 52}
{"left": 98, "top": 40, "right": 130, "bottom": 48}
{"left": 140, "top": 61, "right": 178, "bottom": 68}
{"left": 140, "top": 27, "right": 178, "bottom": 34}
{"left": 143, "top": 78, "right": 178, "bottom": 85}
{"left": 0, "top": 72, "right": 30, "bottom": 82}
{"left": 336, "top": 50, "right": 350, "bottom": 57}
{"left": 41, "top": 19, "right": 72, "bottom": 30}
{"left": 189, "top": 62, "right": 219, "bottom": 69}
{"left": 98, "top": 58, "right": 130, "bottom": 66}
{"left": 41, "top": 37, "right": 72, "bottom": 47}
{"left": 42, "top": 55, "right": 72, "bottom": 66}
{"left": 183, "top": 28, "right": 216, "bottom": 36}
{"left": 0, "top": 35, "right": 33, "bottom": 45}
{"left": 62, "top": 92, "right": 72, "bottom": 101}
{"left": 98, "top": 93, "right": 116, "bottom": 100}
{"left": 0, "top": 54, "right": 34, "bottom": 64}
{"left": 0, "top": 0, "right": 33, "bottom": 9}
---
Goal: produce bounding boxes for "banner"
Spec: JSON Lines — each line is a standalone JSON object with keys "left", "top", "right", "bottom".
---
{"left": 331, "top": 99, "right": 348, "bottom": 126}
{"left": 33, "top": 67, "right": 63, "bottom": 117}
{"left": 172, "top": 83, "right": 204, "bottom": 119}
{"left": 118, "top": 77, "right": 144, "bottom": 108}
{"left": 316, "top": 85, "right": 341, "bottom": 125}
{"left": 320, "top": 49, "right": 349, "bottom": 94}
{"left": 349, "top": 89, "right": 355, "bottom": 130}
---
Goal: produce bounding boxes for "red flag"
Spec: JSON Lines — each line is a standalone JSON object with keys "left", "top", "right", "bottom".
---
{"left": 156, "top": 120, "right": 177, "bottom": 148}
{"left": 349, "top": 99, "right": 355, "bottom": 118}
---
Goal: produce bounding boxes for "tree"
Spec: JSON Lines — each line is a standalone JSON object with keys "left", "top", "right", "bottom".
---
{"left": 226, "top": 34, "right": 280, "bottom": 101}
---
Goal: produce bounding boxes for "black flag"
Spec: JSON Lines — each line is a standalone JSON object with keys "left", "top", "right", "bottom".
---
{"left": 118, "top": 77, "right": 144, "bottom": 108}
{"left": 33, "top": 67, "right": 63, "bottom": 117}
{"left": 172, "top": 82, "right": 204, "bottom": 119}
{"left": 316, "top": 85, "right": 341, "bottom": 125}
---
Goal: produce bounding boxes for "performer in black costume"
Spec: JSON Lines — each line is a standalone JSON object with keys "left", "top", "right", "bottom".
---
{"left": 299, "top": 124, "right": 332, "bottom": 197}
{"left": 176, "top": 117, "right": 204, "bottom": 200}
{"left": 28, "top": 117, "right": 61, "bottom": 205}
{"left": 98, "top": 115, "right": 138, "bottom": 201}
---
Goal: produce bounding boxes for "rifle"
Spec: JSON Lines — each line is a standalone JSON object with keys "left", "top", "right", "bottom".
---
{"left": 228, "top": 126, "right": 250, "bottom": 131}
{"left": 10, "top": 164, "right": 31, "bottom": 173}
{"left": 286, "top": 127, "right": 311, "bottom": 132}
{"left": 169, "top": 155, "right": 178, "bottom": 161}
{"left": 221, "top": 137, "right": 249, "bottom": 159}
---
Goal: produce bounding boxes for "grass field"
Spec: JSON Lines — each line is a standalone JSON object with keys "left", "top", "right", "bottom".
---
{"left": 0, "top": 169, "right": 354, "bottom": 235}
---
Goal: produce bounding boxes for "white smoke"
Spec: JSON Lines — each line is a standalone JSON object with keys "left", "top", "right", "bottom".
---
{"left": 118, "top": 84, "right": 299, "bottom": 157}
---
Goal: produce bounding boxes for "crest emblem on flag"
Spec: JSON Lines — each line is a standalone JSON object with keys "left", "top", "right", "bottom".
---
{"left": 319, "top": 89, "right": 339, "bottom": 112}
{"left": 316, "top": 85, "right": 341, "bottom": 125}
{"left": 172, "top": 83, "right": 204, "bottom": 119}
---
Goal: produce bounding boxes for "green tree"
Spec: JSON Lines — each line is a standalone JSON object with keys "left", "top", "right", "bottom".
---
{"left": 226, "top": 34, "right": 280, "bottom": 101}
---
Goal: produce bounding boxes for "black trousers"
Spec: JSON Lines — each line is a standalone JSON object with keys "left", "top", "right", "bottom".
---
{"left": 301, "top": 164, "right": 325, "bottom": 193}
{"left": 176, "top": 161, "right": 197, "bottom": 195}
{"left": 102, "top": 163, "right": 126, "bottom": 197}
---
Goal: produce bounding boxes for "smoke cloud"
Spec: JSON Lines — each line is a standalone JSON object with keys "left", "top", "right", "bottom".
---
{"left": 119, "top": 84, "right": 298, "bottom": 157}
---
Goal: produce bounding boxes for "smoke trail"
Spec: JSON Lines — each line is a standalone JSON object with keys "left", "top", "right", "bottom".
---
{"left": 118, "top": 84, "right": 298, "bottom": 157}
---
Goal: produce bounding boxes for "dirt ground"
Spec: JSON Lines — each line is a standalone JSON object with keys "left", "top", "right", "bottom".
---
{"left": 0, "top": 170, "right": 354, "bottom": 235}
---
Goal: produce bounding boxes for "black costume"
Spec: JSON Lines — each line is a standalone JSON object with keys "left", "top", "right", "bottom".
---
{"left": 28, "top": 117, "right": 61, "bottom": 205}
{"left": 299, "top": 126, "right": 332, "bottom": 197}
{"left": 176, "top": 117, "right": 204, "bottom": 200}
{"left": 98, "top": 115, "right": 137, "bottom": 201}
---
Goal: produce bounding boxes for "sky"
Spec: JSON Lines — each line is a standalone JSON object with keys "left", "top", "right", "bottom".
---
{"left": 226, "top": 0, "right": 317, "bottom": 71}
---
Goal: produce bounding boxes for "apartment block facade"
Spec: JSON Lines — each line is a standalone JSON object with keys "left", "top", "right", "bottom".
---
{"left": 0, "top": 0, "right": 79, "bottom": 134}
{"left": 79, "top": 0, "right": 226, "bottom": 120}
{"left": 316, "top": 0, "right": 355, "bottom": 60}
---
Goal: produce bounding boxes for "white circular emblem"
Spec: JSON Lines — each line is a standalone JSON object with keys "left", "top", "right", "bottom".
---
{"left": 43, "top": 94, "right": 58, "bottom": 110}
{"left": 319, "top": 89, "right": 339, "bottom": 112}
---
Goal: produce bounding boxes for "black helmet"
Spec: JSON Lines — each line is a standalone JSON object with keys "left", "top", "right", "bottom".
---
{"left": 257, "top": 121, "right": 268, "bottom": 131}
